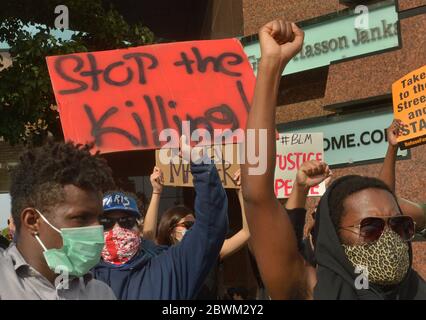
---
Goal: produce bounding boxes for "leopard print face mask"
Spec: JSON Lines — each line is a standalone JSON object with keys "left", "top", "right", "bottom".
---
{"left": 342, "top": 229, "right": 410, "bottom": 286}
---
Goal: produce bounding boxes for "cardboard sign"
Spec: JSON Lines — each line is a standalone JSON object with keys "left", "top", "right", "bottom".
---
{"left": 46, "top": 39, "right": 255, "bottom": 153}
{"left": 392, "top": 65, "right": 426, "bottom": 149}
{"left": 274, "top": 133, "right": 325, "bottom": 198}
{"left": 155, "top": 144, "right": 241, "bottom": 188}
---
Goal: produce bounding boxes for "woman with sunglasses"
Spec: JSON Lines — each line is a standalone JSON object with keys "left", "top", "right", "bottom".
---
{"left": 241, "top": 19, "right": 426, "bottom": 300}
{"left": 156, "top": 169, "right": 249, "bottom": 299}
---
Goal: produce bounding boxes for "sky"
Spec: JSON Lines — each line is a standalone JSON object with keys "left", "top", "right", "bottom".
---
{"left": 1, "top": 23, "right": 75, "bottom": 50}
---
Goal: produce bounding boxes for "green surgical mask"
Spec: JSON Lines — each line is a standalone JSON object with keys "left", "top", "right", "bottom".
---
{"left": 34, "top": 209, "right": 105, "bottom": 277}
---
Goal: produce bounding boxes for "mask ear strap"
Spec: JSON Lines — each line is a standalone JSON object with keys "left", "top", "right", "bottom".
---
{"left": 35, "top": 209, "right": 61, "bottom": 234}
{"left": 34, "top": 233, "right": 48, "bottom": 252}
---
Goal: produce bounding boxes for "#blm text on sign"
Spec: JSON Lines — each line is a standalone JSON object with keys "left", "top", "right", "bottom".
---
{"left": 274, "top": 133, "right": 325, "bottom": 199}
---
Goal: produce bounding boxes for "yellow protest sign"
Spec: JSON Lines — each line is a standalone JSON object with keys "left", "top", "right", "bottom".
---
{"left": 392, "top": 65, "right": 426, "bottom": 149}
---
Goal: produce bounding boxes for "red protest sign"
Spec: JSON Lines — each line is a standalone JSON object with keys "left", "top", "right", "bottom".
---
{"left": 46, "top": 39, "right": 255, "bottom": 153}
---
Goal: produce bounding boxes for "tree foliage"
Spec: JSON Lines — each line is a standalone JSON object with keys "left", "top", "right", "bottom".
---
{"left": 0, "top": 0, "right": 154, "bottom": 145}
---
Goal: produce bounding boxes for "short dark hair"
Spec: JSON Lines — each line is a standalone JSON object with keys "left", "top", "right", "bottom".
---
{"left": 156, "top": 205, "right": 194, "bottom": 246}
{"left": 10, "top": 140, "right": 115, "bottom": 233}
{"left": 328, "top": 175, "right": 395, "bottom": 231}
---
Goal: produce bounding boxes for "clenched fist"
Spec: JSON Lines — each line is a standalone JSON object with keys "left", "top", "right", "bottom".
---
{"left": 150, "top": 166, "right": 164, "bottom": 194}
{"left": 386, "top": 119, "right": 405, "bottom": 147}
{"left": 259, "top": 19, "right": 304, "bottom": 66}
{"left": 296, "top": 160, "right": 331, "bottom": 189}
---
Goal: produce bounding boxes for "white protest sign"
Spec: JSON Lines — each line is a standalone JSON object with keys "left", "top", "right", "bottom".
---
{"left": 274, "top": 133, "right": 325, "bottom": 198}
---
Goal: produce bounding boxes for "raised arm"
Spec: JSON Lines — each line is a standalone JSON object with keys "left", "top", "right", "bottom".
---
{"left": 142, "top": 166, "right": 163, "bottom": 241}
{"left": 379, "top": 119, "right": 402, "bottom": 192}
{"left": 141, "top": 160, "right": 228, "bottom": 299}
{"left": 378, "top": 120, "right": 425, "bottom": 230}
{"left": 241, "top": 19, "right": 308, "bottom": 299}
{"left": 286, "top": 161, "right": 331, "bottom": 248}
{"left": 220, "top": 169, "right": 250, "bottom": 260}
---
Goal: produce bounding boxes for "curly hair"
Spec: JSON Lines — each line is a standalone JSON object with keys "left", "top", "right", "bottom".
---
{"left": 328, "top": 175, "right": 395, "bottom": 231}
{"left": 10, "top": 140, "right": 115, "bottom": 233}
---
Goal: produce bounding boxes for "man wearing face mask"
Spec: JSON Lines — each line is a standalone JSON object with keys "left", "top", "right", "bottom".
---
{"left": 0, "top": 141, "right": 116, "bottom": 300}
{"left": 91, "top": 191, "right": 169, "bottom": 292}
{"left": 92, "top": 144, "right": 229, "bottom": 299}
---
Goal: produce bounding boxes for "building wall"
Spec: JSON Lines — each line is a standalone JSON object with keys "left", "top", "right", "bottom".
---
{"left": 237, "top": 0, "right": 426, "bottom": 283}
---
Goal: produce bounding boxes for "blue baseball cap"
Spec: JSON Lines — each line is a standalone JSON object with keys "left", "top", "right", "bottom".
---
{"left": 103, "top": 192, "right": 141, "bottom": 217}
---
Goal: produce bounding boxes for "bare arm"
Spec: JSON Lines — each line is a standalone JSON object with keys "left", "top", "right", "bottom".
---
{"left": 378, "top": 121, "right": 425, "bottom": 229}
{"left": 142, "top": 166, "right": 163, "bottom": 241}
{"left": 220, "top": 170, "right": 250, "bottom": 260}
{"left": 379, "top": 119, "right": 404, "bottom": 192}
{"left": 241, "top": 20, "right": 307, "bottom": 299}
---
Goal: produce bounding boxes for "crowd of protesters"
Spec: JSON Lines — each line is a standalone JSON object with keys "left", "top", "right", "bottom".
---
{"left": 0, "top": 18, "right": 425, "bottom": 300}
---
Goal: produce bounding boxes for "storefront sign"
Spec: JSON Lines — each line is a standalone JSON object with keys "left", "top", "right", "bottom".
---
{"left": 243, "top": 0, "right": 399, "bottom": 75}
{"left": 277, "top": 109, "right": 408, "bottom": 167}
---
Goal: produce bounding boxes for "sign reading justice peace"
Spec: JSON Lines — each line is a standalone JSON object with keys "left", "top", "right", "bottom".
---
{"left": 46, "top": 39, "right": 256, "bottom": 154}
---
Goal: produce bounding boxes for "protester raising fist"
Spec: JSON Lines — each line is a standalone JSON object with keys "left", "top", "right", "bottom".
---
{"left": 150, "top": 166, "right": 164, "bottom": 194}
{"left": 241, "top": 18, "right": 426, "bottom": 300}
{"left": 379, "top": 119, "right": 426, "bottom": 233}
{"left": 142, "top": 166, "right": 164, "bottom": 240}
{"left": 386, "top": 119, "right": 405, "bottom": 147}
{"left": 295, "top": 161, "right": 332, "bottom": 190}
{"left": 258, "top": 19, "right": 304, "bottom": 69}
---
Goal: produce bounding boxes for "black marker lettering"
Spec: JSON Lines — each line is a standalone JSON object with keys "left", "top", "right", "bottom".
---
{"left": 54, "top": 55, "right": 88, "bottom": 95}
{"left": 123, "top": 52, "right": 158, "bottom": 84}
{"left": 80, "top": 54, "right": 103, "bottom": 91}
{"left": 104, "top": 61, "right": 133, "bottom": 87}
{"left": 156, "top": 96, "right": 170, "bottom": 130}
{"left": 205, "top": 104, "right": 239, "bottom": 130}
{"left": 131, "top": 112, "right": 148, "bottom": 146}
{"left": 143, "top": 95, "right": 161, "bottom": 146}
{"left": 84, "top": 104, "right": 139, "bottom": 146}
{"left": 236, "top": 80, "right": 250, "bottom": 113}
{"left": 173, "top": 52, "right": 195, "bottom": 74}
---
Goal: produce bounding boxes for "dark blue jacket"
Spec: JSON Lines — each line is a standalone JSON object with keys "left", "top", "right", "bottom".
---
{"left": 92, "top": 163, "right": 228, "bottom": 299}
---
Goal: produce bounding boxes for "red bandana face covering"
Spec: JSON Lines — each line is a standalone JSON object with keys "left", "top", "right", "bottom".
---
{"left": 101, "top": 225, "right": 141, "bottom": 265}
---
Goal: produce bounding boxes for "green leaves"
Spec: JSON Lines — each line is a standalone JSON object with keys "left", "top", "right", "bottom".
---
{"left": 0, "top": 0, "right": 154, "bottom": 145}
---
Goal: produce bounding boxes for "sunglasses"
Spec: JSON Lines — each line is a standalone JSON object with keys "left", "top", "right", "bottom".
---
{"left": 173, "top": 221, "right": 195, "bottom": 230}
{"left": 99, "top": 216, "right": 138, "bottom": 231}
{"left": 340, "top": 215, "right": 416, "bottom": 244}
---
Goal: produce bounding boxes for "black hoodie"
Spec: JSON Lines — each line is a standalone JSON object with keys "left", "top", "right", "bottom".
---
{"left": 312, "top": 176, "right": 426, "bottom": 300}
